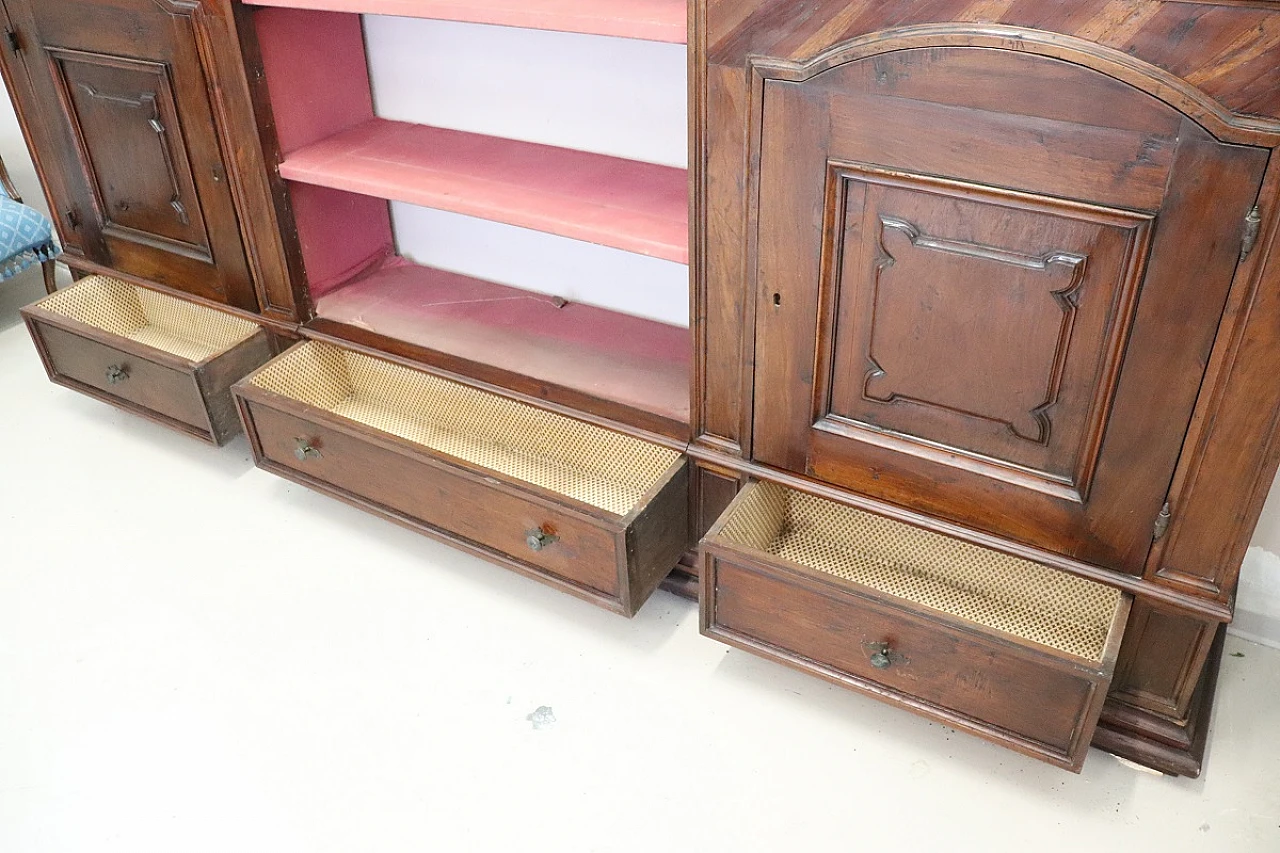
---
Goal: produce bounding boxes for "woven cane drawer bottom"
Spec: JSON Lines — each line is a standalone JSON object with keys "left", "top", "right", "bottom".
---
{"left": 234, "top": 341, "right": 688, "bottom": 616}
{"left": 700, "top": 481, "right": 1130, "bottom": 771}
{"left": 22, "top": 276, "right": 271, "bottom": 445}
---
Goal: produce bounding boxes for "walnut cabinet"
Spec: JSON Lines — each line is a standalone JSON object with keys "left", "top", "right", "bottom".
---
{"left": 7, "top": 0, "right": 1280, "bottom": 777}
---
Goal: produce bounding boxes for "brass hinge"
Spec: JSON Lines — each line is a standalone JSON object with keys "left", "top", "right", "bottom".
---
{"left": 1153, "top": 501, "right": 1172, "bottom": 542}
{"left": 1241, "top": 205, "right": 1262, "bottom": 262}
{"left": 5, "top": 30, "right": 20, "bottom": 52}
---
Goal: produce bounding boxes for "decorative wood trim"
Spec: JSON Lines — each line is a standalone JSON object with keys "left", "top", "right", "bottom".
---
{"left": 802, "top": 161, "right": 1155, "bottom": 506}
{"left": 1145, "top": 154, "right": 1280, "bottom": 599}
{"left": 689, "top": 0, "right": 708, "bottom": 440}
{"left": 745, "top": 24, "right": 1280, "bottom": 147}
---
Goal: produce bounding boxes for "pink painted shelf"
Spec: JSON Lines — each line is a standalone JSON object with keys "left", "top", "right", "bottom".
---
{"left": 243, "top": 0, "right": 688, "bottom": 43}
{"left": 316, "top": 257, "right": 692, "bottom": 425}
{"left": 280, "top": 119, "right": 689, "bottom": 264}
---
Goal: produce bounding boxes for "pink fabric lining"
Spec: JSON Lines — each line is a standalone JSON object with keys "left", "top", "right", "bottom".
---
{"left": 316, "top": 257, "right": 691, "bottom": 422}
{"left": 253, "top": 8, "right": 374, "bottom": 155}
{"left": 280, "top": 119, "right": 690, "bottom": 264}
{"left": 290, "top": 183, "right": 394, "bottom": 297}
{"left": 243, "top": 0, "right": 688, "bottom": 44}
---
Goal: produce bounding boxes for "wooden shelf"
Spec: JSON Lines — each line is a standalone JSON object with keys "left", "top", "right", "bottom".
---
{"left": 244, "top": 0, "right": 688, "bottom": 44}
{"left": 279, "top": 119, "right": 689, "bottom": 264}
{"left": 312, "top": 257, "right": 691, "bottom": 434}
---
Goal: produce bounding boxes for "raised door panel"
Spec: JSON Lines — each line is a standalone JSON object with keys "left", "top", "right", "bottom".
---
{"left": 823, "top": 168, "right": 1151, "bottom": 504}
{"left": 751, "top": 47, "right": 1269, "bottom": 575}
{"left": 4, "top": 0, "right": 256, "bottom": 309}
{"left": 49, "top": 49, "right": 213, "bottom": 261}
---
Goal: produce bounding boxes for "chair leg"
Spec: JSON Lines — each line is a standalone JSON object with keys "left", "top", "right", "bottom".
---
{"left": 41, "top": 259, "right": 56, "bottom": 294}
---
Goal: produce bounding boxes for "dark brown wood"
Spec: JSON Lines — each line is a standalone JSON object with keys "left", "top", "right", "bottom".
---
{"left": 233, "top": 351, "right": 690, "bottom": 617}
{"left": 1108, "top": 599, "right": 1219, "bottom": 719}
{"left": 8, "top": 0, "right": 1280, "bottom": 779}
{"left": 0, "top": 0, "right": 256, "bottom": 308}
{"left": 693, "top": 462, "right": 741, "bottom": 541}
{"left": 660, "top": 564, "right": 699, "bottom": 601}
{"left": 700, "top": 483, "right": 1130, "bottom": 771}
{"left": 22, "top": 299, "right": 271, "bottom": 445}
{"left": 0, "top": 0, "right": 306, "bottom": 320}
{"left": 623, "top": 462, "right": 691, "bottom": 614}
{"left": 41, "top": 260, "right": 56, "bottom": 294}
{"left": 1094, "top": 624, "right": 1227, "bottom": 777}
{"left": 747, "top": 46, "right": 1268, "bottom": 576}
{"left": 694, "top": 0, "right": 1280, "bottom": 775}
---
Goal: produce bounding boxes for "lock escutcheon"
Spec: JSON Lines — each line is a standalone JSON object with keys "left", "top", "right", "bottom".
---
{"left": 294, "top": 438, "right": 321, "bottom": 461}
{"left": 863, "top": 640, "right": 903, "bottom": 670}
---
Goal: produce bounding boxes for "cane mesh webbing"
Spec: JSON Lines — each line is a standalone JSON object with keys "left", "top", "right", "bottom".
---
{"left": 719, "top": 482, "right": 1121, "bottom": 662}
{"left": 251, "top": 341, "right": 679, "bottom": 516}
{"left": 36, "top": 275, "right": 259, "bottom": 362}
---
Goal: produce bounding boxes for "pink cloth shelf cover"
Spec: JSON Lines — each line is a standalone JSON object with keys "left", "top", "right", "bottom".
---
{"left": 243, "top": 0, "right": 688, "bottom": 43}
{"left": 280, "top": 119, "right": 689, "bottom": 265}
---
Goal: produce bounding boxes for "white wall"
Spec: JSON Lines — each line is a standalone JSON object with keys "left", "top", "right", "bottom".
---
{"left": 0, "top": 84, "right": 48, "bottom": 217}
{"left": 365, "top": 17, "right": 690, "bottom": 327}
{"left": 1, "top": 21, "right": 1277, "bottom": 645}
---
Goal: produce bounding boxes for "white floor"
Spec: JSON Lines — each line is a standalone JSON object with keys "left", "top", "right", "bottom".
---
{"left": 2, "top": 270, "right": 1278, "bottom": 853}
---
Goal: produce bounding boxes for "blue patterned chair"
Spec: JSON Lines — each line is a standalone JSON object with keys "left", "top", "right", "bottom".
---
{"left": 0, "top": 156, "right": 60, "bottom": 294}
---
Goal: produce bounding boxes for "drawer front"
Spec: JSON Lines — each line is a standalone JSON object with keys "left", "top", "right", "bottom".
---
{"left": 35, "top": 319, "right": 208, "bottom": 431}
{"left": 247, "top": 400, "right": 622, "bottom": 597}
{"left": 707, "top": 556, "right": 1108, "bottom": 768}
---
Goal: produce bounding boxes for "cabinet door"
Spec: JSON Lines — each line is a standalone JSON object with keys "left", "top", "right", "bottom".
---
{"left": 2, "top": 0, "right": 256, "bottom": 309}
{"left": 751, "top": 48, "right": 1268, "bottom": 575}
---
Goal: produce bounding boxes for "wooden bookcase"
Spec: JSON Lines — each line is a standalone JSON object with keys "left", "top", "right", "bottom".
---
{"left": 8, "top": 0, "right": 1280, "bottom": 778}
{"left": 245, "top": 2, "right": 694, "bottom": 439}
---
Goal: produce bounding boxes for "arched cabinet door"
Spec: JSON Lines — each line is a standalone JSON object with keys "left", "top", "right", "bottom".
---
{"left": 1, "top": 0, "right": 256, "bottom": 310}
{"left": 749, "top": 44, "right": 1268, "bottom": 575}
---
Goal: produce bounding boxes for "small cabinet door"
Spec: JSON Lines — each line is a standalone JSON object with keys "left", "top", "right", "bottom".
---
{"left": 1, "top": 0, "right": 256, "bottom": 309}
{"left": 750, "top": 47, "right": 1268, "bottom": 575}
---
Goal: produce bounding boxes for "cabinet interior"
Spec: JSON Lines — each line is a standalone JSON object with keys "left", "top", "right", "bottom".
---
{"left": 249, "top": 5, "right": 692, "bottom": 436}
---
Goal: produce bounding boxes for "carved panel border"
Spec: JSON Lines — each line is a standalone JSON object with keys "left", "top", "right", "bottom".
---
{"left": 44, "top": 46, "right": 214, "bottom": 264}
{"left": 809, "top": 162, "right": 1154, "bottom": 504}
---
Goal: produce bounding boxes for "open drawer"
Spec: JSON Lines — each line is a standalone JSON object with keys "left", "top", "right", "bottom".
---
{"left": 22, "top": 275, "right": 272, "bottom": 445}
{"left": 700, "top": 481, "right": 1130, "bottom": 771}
{"left": 233, "top": 341, "right": 689, "bottom": 615}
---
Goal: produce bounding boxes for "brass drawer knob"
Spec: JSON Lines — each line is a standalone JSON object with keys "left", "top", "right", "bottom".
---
{"left": 294, "top": 438, "right": 321, "bottom": 461}
{"left": 105, "top": 364, "right": 129, "bottom": 385}
{"left": 526, "top": 527, "right": 559, "bottom": 552}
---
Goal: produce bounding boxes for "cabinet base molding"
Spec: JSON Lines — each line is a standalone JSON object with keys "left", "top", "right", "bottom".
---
{"left": 1091, "top": 625, "right": 1225, "bottom": 778}
{"left": 660, "top": 563, "right": 699, "bottom": 601}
